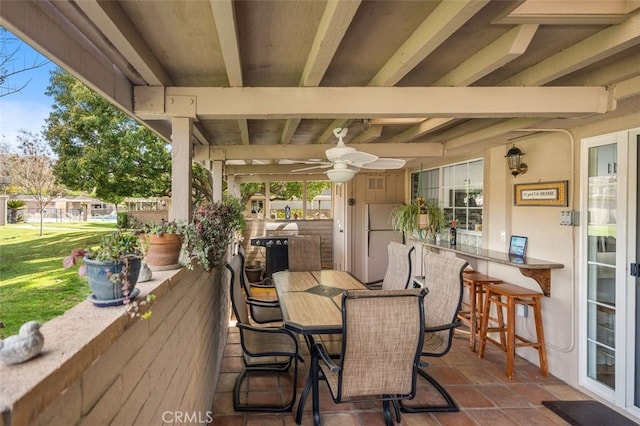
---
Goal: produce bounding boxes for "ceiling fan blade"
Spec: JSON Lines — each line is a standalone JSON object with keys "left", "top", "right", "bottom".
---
{"left": 360, "top": 158, "right": 406, "bottom": 169}
{"left": 291, "top": 163, "right": 332, "bottom": 173}
{"left": 339, "top": 151, "right": 378, "bottom": 166}
{"left": 279, "top": 159, "right": 325, "bottom": 165}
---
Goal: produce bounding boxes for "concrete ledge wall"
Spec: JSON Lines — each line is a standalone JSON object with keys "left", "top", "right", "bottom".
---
{"left": 1, "top": 266, "right": 230, "bottom": 426}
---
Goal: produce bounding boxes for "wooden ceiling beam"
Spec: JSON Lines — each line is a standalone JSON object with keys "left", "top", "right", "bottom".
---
{"left": 210, "top": 0, "right": 249, "bottom": 145}
{"left": 74, "top": 0, "right": 172, "bottom": 86}
{"left": 369, "top": 0, "right": 489, "bottom": 87}
{"left": 279, "top": 0, "right": 361, "bottom": 145}
{"left": 350, "top": 125, "right": 383, "bottom": 144}
{"left": 151, "top": 86, "right": 613, "bottom": 119}
{"left": 495, "top": 0, "right": 638, "bottom": 25}
{"left": 436, "top": 24, "right": 539, "bottom": 87}
{"left": 317, "top": 0, "right": 489, "bottom": 143}
{"left": 390, "top": 23, "right": 539, "bottom": 143}
{"left": 503, "top": 9, "right": 640, "bottom": 86}
{"left": 193, "top": 142, "right": 444, "bottom": 162}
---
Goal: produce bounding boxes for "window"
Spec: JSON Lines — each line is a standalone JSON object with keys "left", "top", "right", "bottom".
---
{"left": 240, "top": 180, "right": 332, "bottom": 220}
{"left": 411, "top": 159, "right": 483, "bottom": 246}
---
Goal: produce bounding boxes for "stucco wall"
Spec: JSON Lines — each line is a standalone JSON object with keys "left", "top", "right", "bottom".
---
{"left": 483, "top": 130, "right": 578, "bottom": 386}
{"left": 0, "top": 266, "right": 230, "bottom": 426}
{"left": 481, "top": 112, "right": 640, "bottom": 389}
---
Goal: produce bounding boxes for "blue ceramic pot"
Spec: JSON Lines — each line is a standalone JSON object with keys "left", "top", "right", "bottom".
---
{"left": 84, "top": 256, "right": 141, "bottom": 301}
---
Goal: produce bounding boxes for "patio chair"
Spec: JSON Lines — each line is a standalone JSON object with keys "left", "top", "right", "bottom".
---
{"left": 238, "top": 245, "right": 275, "bottom": 289}
{"left": 307, "top": 288, "right": 427, "bottom": 426}
{"left": 400, "top": 251, "right": 468, "bottom": 413}
{"left": 287, "top": 235, "right": 322, "bottom": 271}
{"left": 366, "top": 241, "right": 415, "bottom": 290}
{"left": 225, "top": 255, "right": 301, "bottom": 412}
{"left": 235, "top": 250, "right": 283, "bottom": 323}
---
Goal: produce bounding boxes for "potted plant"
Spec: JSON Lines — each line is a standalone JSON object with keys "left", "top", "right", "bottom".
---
{"left": 137, "top": 219, "right": 186, "bottom": 271}
{"left": 64, "top": 229, "right": 145, "bottom": 308}
{"left": 391, "top": 197, "right": 446, "bottom": 240}
{"left": 180, "top": 197, "right": 245, "bottom": 272}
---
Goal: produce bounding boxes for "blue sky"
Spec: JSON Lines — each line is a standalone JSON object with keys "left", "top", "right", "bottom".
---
{"left": 0, "top": 30, "right": 59, "bottom": 150}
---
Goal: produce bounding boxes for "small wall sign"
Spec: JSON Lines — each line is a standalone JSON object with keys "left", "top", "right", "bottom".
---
{"left": 514, "top": 181, "right": 568, "bottom": 207}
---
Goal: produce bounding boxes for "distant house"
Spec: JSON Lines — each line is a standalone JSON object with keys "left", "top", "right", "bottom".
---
{"left": 8, "top": 195, "right": 115, "bottom": 222}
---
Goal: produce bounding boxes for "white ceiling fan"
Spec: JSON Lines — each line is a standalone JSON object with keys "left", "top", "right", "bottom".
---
{"left": 292, "top": 128, "right": 406, "bottom": 183}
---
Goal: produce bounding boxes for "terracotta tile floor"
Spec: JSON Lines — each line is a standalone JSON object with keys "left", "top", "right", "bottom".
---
{"left": 211, "top": 325, "right": 593, "bottom": 425}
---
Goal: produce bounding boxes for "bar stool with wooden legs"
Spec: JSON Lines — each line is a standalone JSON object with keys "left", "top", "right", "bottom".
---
{"left": 457, "top": 271, "right": 502, "bottom": 352}
{"left": 478, "top": 283, "right": 548, "bottom": 379}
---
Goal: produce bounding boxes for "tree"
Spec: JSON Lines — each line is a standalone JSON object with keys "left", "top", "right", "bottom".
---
{"left": 0, "top": 140, "right": 12, "bottom": 193}
{"left": 0, "top": 28, "right": 50, "bottom": 97}
{"left": 7, "top": 131, "right": 65, "bottom": 235}
{"left": 239, "top": 180, "right": 331, "bottom": 214}
{"left": 44, "top": 69, "right": 171, "bottom": 206}
{"left": 192, "top": 162, "right": 213, "bottom": 206}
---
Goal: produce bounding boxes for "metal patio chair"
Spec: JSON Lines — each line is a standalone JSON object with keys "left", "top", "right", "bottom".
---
{"left": 400, "top": 251, "right": 468, "bottom": 413}
{"left": 225, "top": 254, "right": 301, "bottom": 412}
{"left": 306, "top": 288, "right": 427, "bottom": 426}
{"left": 237, "top": 247, "right": 282, "bottom": 323}
{"left": 367, "top": 241, "right": 415, "bottom": 290}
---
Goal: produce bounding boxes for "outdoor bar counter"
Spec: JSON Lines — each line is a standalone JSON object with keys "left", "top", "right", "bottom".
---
{"left": 422, "top": 240, "right": 564, "bottom": 296}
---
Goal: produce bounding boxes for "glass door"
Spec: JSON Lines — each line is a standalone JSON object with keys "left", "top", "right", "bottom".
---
{"left": 581, "top": 129, "right": 639, "bottom": 415}
{"left": 585, "top": 141, "right": 618, "bottom": 390}
{"left": 630, "top": 131, "right": 639, "bottom": 414}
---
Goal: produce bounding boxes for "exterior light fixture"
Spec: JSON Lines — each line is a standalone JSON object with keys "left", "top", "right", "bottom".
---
{"left": 505, "top": 145, "right": 527, "bottom": 177}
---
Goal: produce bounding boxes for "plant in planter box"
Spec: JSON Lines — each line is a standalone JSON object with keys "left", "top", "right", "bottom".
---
{"left": 64, "top": 229, "right": 155, "bottom": 318}
{"left": 180, "top": 198, "right": 245, "bottom": 272}
{"left": 137, "top": 219, "right": 186, "bottom": 271}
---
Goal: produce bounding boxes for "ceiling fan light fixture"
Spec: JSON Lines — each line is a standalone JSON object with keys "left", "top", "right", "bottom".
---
{"left": 326, "top": 167, "right": 356, "bottom": 184}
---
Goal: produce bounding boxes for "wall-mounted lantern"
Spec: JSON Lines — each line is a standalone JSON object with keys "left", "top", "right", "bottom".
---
{"left": 505, "top": 145, "right": 528, "bottom": 177}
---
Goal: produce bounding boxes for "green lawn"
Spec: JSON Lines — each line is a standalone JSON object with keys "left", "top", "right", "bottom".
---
{"left": 0, "top": 222, "right": 117, "bottom": 338}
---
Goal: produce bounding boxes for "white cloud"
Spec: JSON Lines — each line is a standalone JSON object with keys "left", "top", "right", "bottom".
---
{"left": 0, "top": 98, "right": 52, "bottom": 149}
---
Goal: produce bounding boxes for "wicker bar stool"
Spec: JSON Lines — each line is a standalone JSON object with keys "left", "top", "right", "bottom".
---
{"left": 478, "top": 283, "right": 548, "bottom": 379}
{"left": 457, "top": 271, "right": 502, "bottom": 351}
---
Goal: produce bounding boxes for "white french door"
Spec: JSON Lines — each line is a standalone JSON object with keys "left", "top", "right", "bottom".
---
{"left": 580, "top": 129, "right": 639, "bottom": 417}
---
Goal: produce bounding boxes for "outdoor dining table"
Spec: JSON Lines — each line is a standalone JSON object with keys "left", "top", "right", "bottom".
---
{"left": 272, "top": 269, "right": 368, "bottom": 423}
{"left": 273, "top": 269, "right": 368, "bottom": 335}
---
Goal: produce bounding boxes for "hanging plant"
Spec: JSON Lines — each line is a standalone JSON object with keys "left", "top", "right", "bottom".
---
{"left": 390, "top": 202, "right": 420, "bottom": 236}
{"left": 180, "top": 197, "right": 246, "bottom": 272}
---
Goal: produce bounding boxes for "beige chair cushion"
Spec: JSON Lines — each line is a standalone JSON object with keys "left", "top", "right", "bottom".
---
{"left": 381, "top": 241, "right": 414, "bottom": 290}
{"left": 288, "top": 235, "right": 322, "bottom": 271}
{"left": 422, "top": 252, "right": 467, "bottom": 355}
{"left": 321, "top": 289, "right": 425, "bottom": 399}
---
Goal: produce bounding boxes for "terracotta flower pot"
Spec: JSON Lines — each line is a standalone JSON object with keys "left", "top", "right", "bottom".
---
{"left": 143, "top": 233, "right": 182, "bottom": 271}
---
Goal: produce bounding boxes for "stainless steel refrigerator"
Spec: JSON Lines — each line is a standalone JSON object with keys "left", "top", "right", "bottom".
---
{"left": 353, "top": 203, "right": 403, "bottom": 284}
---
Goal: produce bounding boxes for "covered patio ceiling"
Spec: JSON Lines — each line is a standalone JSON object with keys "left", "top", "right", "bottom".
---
{"left": 1, "top": 0, "right": 639, "bottom": 178}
